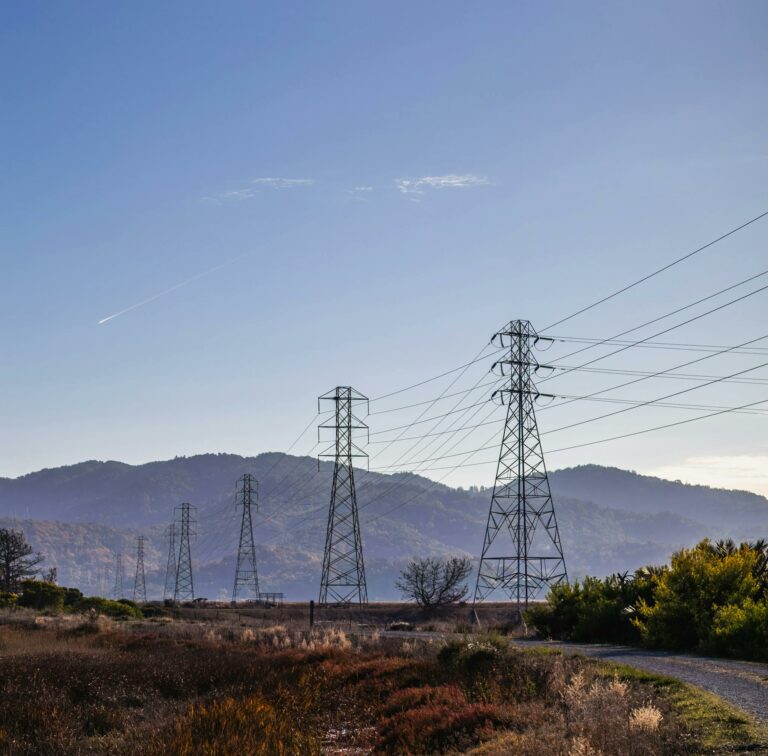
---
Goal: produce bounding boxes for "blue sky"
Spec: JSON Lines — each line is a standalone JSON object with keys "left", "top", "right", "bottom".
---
{"left": 2, "top": 1, "right": 768, "bottom": 493}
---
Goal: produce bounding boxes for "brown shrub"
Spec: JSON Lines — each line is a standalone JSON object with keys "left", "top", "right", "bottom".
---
{"left": 377, "top": 701, "right": 506, "bottom": 753}
{"left": 149, "top": 694, "right": 320, "bottom": 755}
{"left": 381, "top": 684, "right": 466, "bottom": 716}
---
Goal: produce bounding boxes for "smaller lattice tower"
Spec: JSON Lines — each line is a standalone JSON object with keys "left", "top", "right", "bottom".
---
{"left": 233, "top": 473, "right": 260, "bottom": 601}
{"left": 132, "top": 535, "right": 147, "bottom": 603}
{"left": 112, "top": 552, "right": 125, "bottom": 600}
{"left": 163, "top": 523, "right": 177, "bottom": 601}
{"left": 318, "top": 386, "right": 369, "bottom": 606}
{"left": 174, "top": 503, "right": 196, "bottom": 601}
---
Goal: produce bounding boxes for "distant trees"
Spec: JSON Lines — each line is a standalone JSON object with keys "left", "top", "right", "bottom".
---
{"left": 397, "top": 556, "right": 472, "bottom": 608}
{"left": 527, "top": 538, "right": 768, "bottom": 662}
{"left": 0, "top": 528, "right": 44, "bottom": 592}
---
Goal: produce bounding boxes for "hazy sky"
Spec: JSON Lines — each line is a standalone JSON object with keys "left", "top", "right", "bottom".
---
{"left": 2, "top": 2, "right": 768, "bottom": 494}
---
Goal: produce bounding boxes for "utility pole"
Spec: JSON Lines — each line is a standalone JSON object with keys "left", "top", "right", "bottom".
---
{"left": 232, "top": 473, "right": 260, "bottom": 601}
{"left": 174, "top": 503, "right": 196, "bottom": 601}
{"left": 163, "top": 523, "right": 177, "bottom": 601}
{"left": 112, "top": 552, "right": 124, "bottom": 600}
{"left": 318, "top": 386, "right": 369, "bottom": 606}
{"left": 133, "top": 535, "right": 147, "bottom": 603}
{"left": 474, "top": 320, "right": 567, "bottom": 612}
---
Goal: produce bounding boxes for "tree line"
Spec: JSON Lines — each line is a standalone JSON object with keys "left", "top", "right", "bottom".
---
{"left": 527, "top": 539, "right": 768, "bottom": 662}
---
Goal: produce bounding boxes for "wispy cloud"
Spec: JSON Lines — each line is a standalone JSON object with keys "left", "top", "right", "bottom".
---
{"left": 395, "top": 174, "right": 490, "bottom": 195}
{"left": 346, "top": 185, "right": 375, "bottom": 202}
{"left": 250, "top": 177, "right": 315, "bottom": 189}
{"left": 203, "top": 177, "right": 314, "bottom": 203}
{"left": 649, "top": 455, "right": 768, "bottom": 497}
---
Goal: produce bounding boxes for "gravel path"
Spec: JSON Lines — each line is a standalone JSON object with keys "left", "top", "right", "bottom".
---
{"left": 381, "top": 631, "right": 768, "bottom": 725}
{"left": 516, "top": 640, "right": 768, "bottom": 725}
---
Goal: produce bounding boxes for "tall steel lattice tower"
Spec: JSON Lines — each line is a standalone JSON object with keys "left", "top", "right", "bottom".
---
{"left": 174, "top": 503, "right": 196, "bottom": 601}
{"left": 163, "top": 523, "right": 177, "bottom": 601}
{"left": 474, "top": 320, "right": 567, "bottom": 608}
{"left": 112, "top": 552, "right": 124, "bottom": 600}
{"left": 133, "top": 535, "right": 147, "bottom": 603}
{"left": 318, "top": 386, "right": 369, "bottom": 606}
{"left": 232, "top": 473, "right": 260, "bottom": 601}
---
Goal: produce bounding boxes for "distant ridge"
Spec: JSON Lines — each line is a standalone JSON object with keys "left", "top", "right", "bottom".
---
{"left": 1, "top": 454, "right": 766, "bottom": 599}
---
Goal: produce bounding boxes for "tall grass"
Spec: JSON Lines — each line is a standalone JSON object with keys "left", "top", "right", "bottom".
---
{"left": 0, "top": 615, "right": 691, "bottom": 754}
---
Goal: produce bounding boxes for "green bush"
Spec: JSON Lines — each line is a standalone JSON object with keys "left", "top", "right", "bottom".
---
{"left": 709, "top": 599, "right": 768, "bottom": 661}
{"left": 63, "top": 587, "right": 84, "bottom": 607}
{"left": 526, "top": 571, "right": 655, "bottom": 644}
{"left": 0, "top": 592, "right": 18, "bottom": 608}
{"left": 74, "top": 596, "right": 143, "bottom": 619}
{"left": 531, "top": 539, "right": 768, "bottom": 662}
{"left": 17, "top": 580, "right": 66, "bottom": 611}
{"left": 637, "top": 540, "right": 768, "bottom": 660}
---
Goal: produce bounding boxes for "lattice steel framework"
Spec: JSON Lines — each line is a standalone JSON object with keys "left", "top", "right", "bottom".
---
{"left": 112, "top": 552, "right": 124, "bottom": 600}
{"left": 233, "top": 473, "right": 260, "bottom": 601}
{"left": 474, "top": 320, "right": 567, "bottom": 607}
{"left": 132, "top": 535, "right": 147, "bottom": 603}
{"left": 318, "top": 386, "right": 369, "bottom": 605}
{"left": 163, "top": 523, "right": 176, "bottom": 601}
{"left": 174, "top": 503, "right": 196, "bottom": 601}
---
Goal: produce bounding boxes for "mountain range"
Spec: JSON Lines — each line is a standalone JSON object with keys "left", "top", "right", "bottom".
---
{"left": 1, "top": 453, "right": 766, "bottom": 600}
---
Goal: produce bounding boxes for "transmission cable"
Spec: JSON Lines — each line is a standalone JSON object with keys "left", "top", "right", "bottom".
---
{"left": 549, "top": 337, "right": 768, "bottom": 356}
{"left": 369, "top": 343, "right": 501, "bottom": 403}
{"left": 547, "top": 363, "right": 768, "bottom": 386}
{"left": 542, "top": 208, "right": 768, "bottom": 331}
{"left": 539, "top": 270, "right": 768, "bottom": 379}
{"left": 539, "top": 330, "right": 768, "bottom": 415}
{"left": 546, "top": 395, "right": 768, "bottom": 454}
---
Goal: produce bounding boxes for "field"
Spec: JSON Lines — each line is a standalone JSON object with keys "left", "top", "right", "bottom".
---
{"left": 0, "top": 604, "right": 763, "bottom": 755}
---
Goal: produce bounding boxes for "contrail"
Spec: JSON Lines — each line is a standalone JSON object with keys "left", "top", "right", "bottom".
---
{"left": 97, "top": 251, "right": 253, "bottom": 325}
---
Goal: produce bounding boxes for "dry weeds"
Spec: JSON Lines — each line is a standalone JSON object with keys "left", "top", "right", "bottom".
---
{"left": 0, "top": 611, "right": 692, "bottom": 754}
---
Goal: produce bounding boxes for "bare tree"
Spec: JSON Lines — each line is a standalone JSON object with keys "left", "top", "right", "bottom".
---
{"left": 0, "top": 529, "right": 44, "bottom": 592}
{"left": 396, "top": 556, "right": 472, "bottom": 608}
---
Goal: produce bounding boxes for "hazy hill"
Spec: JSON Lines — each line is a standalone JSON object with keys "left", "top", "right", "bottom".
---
{"left": 0, "top": 454, "right": 765, "bottom": 600}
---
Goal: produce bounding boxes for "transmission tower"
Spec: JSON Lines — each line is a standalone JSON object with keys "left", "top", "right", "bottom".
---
{"left": 97, "top": 565, "right": 108, "bottom": 597}
{"left": 174, "top": 503, "right": 196, "bottom": 601}
{"left": 163, "top": 523, "right": 177, "bottom": 601}
{"left": 474, "top": 320, "right": 567, "bottom": 608}
{"left": 232, "top": 474, "right": 260, "bottom": 601}
{"left": 132, "top": 535, "right": 147, "bottom": 603}
{"left": 112, "top": 552, "right": 124, "bottom": 600}
{"left": 318, "top": 386, "right": 369, "bottom": 606}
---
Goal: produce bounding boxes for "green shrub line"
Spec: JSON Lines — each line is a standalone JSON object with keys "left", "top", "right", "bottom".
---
{"left": 7, "top": 579, "right": 144, "bottom": 619}
{"left": 526, "top": 538, "right": 768, "bottom": 663}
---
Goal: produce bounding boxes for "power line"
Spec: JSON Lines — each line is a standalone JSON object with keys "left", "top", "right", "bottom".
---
{"left": 368, "top": 396, "right": 499, "bottom": 437}
{"left": 539, "top": 331, "right": 768, "bottom": 415}
{"left": 382, "top": 391, "right": 768, "bottom": 474}
{"left": 543, "top": 356, "right": 768, "bottom": 435}
{"left": 546, "top": 396, "right": 768, "bottom": 455}
{"left": 543, "top": 208, "right": 768, "bottom": 331}
{"left": 541, "top": 271, "right": 768, "bottom": 377}
{"left": 369, "top": 344, "right": 500, "bottom": 403}
{"left": 539, "top": 280, "right": 768, "bottom": 387}
{"left": 547, "top": 363, "right": 768, "bottom": 386}
{"left": 548, "top": 336, "right": 768, "bottom": 356}
{"left": 367, "top": 377, "right": 501, "bottom": 416}
{"left": 552, "top": 393, "right": 768, "bottom": 416}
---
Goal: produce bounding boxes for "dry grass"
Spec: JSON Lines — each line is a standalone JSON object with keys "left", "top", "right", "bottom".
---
{"left": 0, "top": 610, "right": 734, "bottom": 754}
